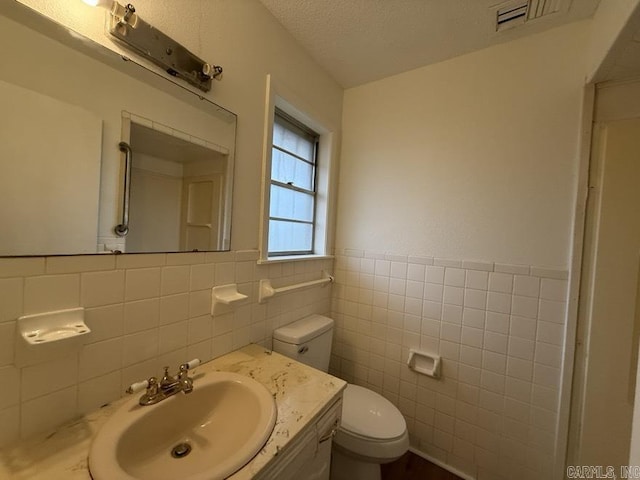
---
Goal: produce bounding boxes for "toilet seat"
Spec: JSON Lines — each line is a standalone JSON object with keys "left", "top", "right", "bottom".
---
{"left": 334, "top": 385, "right": 409, "bottom": 462}
{"left": 340, "top": 384, "right": 406, "bottom": 439}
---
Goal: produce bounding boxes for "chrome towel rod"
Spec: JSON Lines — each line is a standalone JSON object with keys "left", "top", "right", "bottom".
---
{"left": 114, "top": 141, "right": 132, "bottom": 237}
{"left": 258, "top": 271, "right": 334, "bottom": 303}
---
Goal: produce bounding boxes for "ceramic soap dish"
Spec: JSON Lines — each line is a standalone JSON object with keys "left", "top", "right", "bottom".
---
{"left": 18, "top": 307, "right": 90, "bottom": 345}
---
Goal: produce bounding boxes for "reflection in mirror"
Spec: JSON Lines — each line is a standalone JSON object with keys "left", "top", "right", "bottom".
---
{"left": 0, "top": 79, "right": 103, "bottom": 256}
{"left": 0, "top": 1, "right": 236, "bottom": 257}
{"left": 125, "top": 116, "right": 229, "bottom": 253}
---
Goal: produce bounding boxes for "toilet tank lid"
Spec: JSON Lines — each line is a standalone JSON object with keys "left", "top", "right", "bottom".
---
{"left": 273, "top": 314, "right": 333, "bottom": 344}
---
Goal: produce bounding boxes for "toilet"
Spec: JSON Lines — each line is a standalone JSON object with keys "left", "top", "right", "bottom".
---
{"left": 272, "top": 314, "right": 409, "bottom": 480}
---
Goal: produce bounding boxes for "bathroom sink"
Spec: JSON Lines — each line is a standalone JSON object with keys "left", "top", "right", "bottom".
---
{"left": 89, "top": 371, "right": 277, "bottom": 480}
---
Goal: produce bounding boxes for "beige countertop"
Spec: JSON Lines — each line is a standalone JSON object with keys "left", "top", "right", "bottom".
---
{"left": 0, "top": 344, "right": 346, "bottom": 480}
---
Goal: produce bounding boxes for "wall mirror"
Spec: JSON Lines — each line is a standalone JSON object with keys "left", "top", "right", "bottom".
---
{"left": 0, "top": 1, "right": 236, "bottom": 256}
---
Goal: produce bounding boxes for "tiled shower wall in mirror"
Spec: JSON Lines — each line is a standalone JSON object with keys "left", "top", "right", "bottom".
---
{"left": 329, "top": 248, "right": 568, "bottom": 480}
{"left": 0, "top": 251, "right": 332, "bottom": 445}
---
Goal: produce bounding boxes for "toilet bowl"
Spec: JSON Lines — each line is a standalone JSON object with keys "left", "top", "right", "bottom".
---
{"left": 272, "top": 315, "right": 409, "bottom": 480}
{"left": 331, "top": 384, "right": 409, "bottom": 480}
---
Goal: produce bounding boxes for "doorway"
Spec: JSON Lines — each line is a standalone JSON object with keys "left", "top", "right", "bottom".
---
{"left": 571, "top": 79, "right": 640, "bottom": 469}
{"left": 123, "top": 119, "right": 227, "bottom": 253}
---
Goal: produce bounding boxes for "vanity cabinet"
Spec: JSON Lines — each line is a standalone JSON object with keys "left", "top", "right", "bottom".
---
{"left": 256, "top": 397, "right": 342, "bottom": 480}
{"left": 0, "top": 346, "right": 346, "bottom": 480}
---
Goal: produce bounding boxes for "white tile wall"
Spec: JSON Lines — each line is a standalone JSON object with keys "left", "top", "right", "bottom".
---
{"left": 0, "top": 251, "right": 332, "bottom": 445}
{"left": 330, "top": 249, "right": 568, "bottom": 480}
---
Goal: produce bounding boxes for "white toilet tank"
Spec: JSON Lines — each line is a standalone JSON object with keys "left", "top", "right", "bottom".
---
{"left": 272, "top": 314, "right": 334, "bottom": 372}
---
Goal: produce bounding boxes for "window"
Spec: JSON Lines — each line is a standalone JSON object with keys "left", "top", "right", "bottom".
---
{"left": 268, "top": 109, "right": 319, "bottom": 256}
{"left": 259, "top": 74, "right": 336, "bottom": 263}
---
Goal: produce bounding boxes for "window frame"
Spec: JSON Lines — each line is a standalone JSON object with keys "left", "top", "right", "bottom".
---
{"left": 268, "top": 108, "right": 320, "bottom": 256}
{"left": 259, "top": 74, "right": 337, "bottom": 264}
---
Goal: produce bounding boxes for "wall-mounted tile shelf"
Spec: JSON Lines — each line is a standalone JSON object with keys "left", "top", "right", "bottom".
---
{"left": 407, "top": 349, "right": 441, "bottom": 378}
{"left": 211, "top": 284, "right": 248, "bottom": 314}
{"left": 15, "top": 307, "right": 91, "bottom": 367}
{"left": 18, "top": 307, "right": 90, "bottom": 345}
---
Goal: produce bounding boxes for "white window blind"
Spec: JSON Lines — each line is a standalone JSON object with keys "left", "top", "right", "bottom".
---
{"left": 268, "top": 108, "right": 319, "bottom": 256}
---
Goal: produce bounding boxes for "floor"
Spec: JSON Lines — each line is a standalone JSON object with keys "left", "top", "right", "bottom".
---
{"left": 381, "top": 451, "right": 463, "bottom": 480}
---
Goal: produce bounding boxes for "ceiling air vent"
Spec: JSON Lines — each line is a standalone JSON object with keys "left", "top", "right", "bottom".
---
{"left": 495, "top": 0, "right": 562, "bottom": 31}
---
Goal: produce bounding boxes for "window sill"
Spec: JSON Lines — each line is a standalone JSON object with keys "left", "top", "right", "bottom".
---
{"left": 257, "top": 254, "right": 334, "bottom": 265}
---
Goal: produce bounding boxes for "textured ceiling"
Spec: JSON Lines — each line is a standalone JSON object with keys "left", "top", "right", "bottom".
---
{"left": 592, "top": 4, "right": 640, "bottom": 83}
{"left": 258, "top": 0, "right": 601, "bottom": 88}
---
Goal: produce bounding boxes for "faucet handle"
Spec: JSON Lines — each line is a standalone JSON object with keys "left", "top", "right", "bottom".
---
{"left": 184, "top": 358, "right": 201, "bottom": 370}
{"left": 146, "top": 377, "right": 159, "bottom": 395}
{"left": 178, "top": 358, "right": 201, "bottom": 374}
{"left": 126, "top": 379, "right": 149, "bottom": 394}
{"left": 126, "top": 376, "right": 158, "bottom": 395}
{"left": 177, "top": 358, "right": 200, "bottom": 380}
{"left": 177, "top": 360, "right": 199, "bottom": 394}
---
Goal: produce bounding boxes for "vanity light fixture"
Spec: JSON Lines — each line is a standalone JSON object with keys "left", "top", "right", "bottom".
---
{"left": 81, "top": 0, "right": 222, "bottom": 92}
{"left": 82, "top": 0, "right": 138, "bottom": 27}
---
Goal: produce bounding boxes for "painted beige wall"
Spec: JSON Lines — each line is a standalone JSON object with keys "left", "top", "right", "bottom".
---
{"left": 16, "top": 0, "right": 343, "bottom": 251}
{"left": 336, "top": 21, "right": 589, "bottom": 269}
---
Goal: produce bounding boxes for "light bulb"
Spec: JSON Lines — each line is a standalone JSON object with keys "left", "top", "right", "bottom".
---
{"left": 82, "top": 0, "right": 113, "bottom": 8}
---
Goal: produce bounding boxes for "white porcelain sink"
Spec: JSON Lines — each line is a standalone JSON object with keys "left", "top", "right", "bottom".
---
{"left": 89, "top": 371, "right": 277, "bottom": 480}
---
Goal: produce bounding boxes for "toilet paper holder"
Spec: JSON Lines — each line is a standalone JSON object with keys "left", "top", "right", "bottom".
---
{"left": 407, "top": 349, "right": 441, "bottom": 378}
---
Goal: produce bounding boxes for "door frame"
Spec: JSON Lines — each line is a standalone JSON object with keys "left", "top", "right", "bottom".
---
{"left": 566, "top": 76, "right": 640, "bottom": 474}
{"left": 558, "top": 83, "right": 595, "bottom": 478}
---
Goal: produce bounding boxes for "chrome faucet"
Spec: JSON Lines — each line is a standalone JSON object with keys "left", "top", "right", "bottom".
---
{"left": 160, "top": 364, "right": 194, "bottom": 394}
{"left": 126, "top": 359, "right": 201, "bottom": 406}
